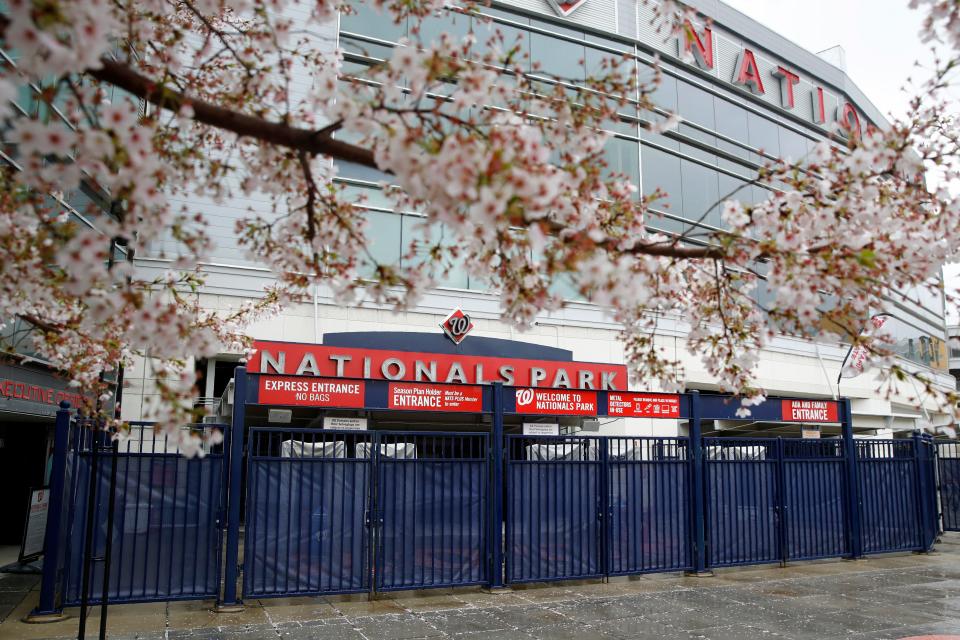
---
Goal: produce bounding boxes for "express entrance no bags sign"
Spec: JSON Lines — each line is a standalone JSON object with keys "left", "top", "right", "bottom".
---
{"left": 258, "top": 376, "right": 365, "bottom": 407}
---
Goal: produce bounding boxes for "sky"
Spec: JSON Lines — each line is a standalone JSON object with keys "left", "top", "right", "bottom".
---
{"left": 719, "top": 0, "right": 960, "bottom": 324}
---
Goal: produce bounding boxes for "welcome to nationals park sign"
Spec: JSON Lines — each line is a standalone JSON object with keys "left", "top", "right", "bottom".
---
{"left": 245, "top": 340, "right": 841, "bottom": 422}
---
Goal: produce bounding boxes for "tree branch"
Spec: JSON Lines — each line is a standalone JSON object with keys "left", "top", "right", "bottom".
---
{"left": 89, "top": 58, "right": 380, "bottom": 169}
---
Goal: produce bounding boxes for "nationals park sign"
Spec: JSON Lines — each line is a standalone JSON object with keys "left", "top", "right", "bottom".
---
{"left": 250, "top": 340, "right": 627, "bottom": 390}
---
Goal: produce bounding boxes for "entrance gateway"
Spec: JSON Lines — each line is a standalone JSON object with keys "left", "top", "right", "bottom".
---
{"left": 28, "top": 333, "right": 943, "bottom": 617}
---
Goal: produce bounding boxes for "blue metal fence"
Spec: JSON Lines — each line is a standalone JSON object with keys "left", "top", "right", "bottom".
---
{"left": 38, "top": 405, "right": 951, "bottom": 613}
{"left": 782, "top": 439, "right": 849, "bottom": 561}
{"left": 374, "top": 432, "right": 488, "bottom": 591}
{"left": 606, "top": 437, "right": 692, "bottom": 575}
{"left": 857, "top": 439, "right": 926, "bottom": 554}
{"left": 505, "top": 435, "right": 603, "bottom": 583}
{"left": 62, "top": 422, "right": 227, "bottom": 605}
{"left": 243, "top": 428, "right": 488, "bottom": 598}
{"left": 704, "top": 438, "right": 780, "bottom": 567}
{"left": 244, "top": 428, "right": 373, "bottom": 598}
{"left": 704, "top": 437, "right": 851, "bottom": 567}
{"left": 938, "top": 441, "right": 960, "bottom": 532}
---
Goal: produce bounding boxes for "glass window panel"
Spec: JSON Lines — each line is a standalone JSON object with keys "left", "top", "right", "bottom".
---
{"left": 340, "top": 3, "right": 406, "bottom": 42}
{"left": 676, "top": 80, "right": 715, "bottom": 129}
{"left": 747, "top": 112, "right": 781, "bottom": 160}
{"left": 641, "top": 145, "right": 682, "bottom": 232}
{"left": 778, "top": 127, "right": 810, "bottom": 163}
{"left": 360, "top": 210, "right": 402, "bottom": 278}
{"left": 474, "top": 18, "right": 529, "bottom": 69}
{"left": 550, "top": 272, "right": 584, "bottom": 302}
{"left": 713, "top": 98, "right": 750, "bottom": 160}
{"left": 530, "top": 31, "right": 585, "bottom": 82}
{"left": 651, "top": 73, "right": 677, "bottom": 113}
{"left": 340, "top": 35, "right": 395, "bottom": 59}
{"left": 603, "top": 136, "right": 641, "bottom": 196}
{"left": 400, "top": 215, "right": 469, "bottom": 289}
{"left": 680, "top": 159, "right": 719, "bottom": 230}
{"left": 714, "top": 173, "right": 748, "bottom": 229}
{"left": 679, "top": 141, "right": 717, "bottom": 166}
{"left": 413, "top": 9, "right": 471, "bottom": 46}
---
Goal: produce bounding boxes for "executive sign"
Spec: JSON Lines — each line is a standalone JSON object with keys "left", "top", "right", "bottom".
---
{"left": 251, "top": 341, "right": 626, "bottom": 390}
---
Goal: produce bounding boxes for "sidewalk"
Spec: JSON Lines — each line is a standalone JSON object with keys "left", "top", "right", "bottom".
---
{"left": 2, "top": 534, "right": 959, "bottom": 640}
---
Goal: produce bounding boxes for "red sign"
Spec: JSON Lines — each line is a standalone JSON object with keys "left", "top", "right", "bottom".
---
{"left": 258, "top": 376, "right": 365, "bottom": 407}
{"left": 388, "top": 382, "right": 483, "bottom": 412}
{"left": 250, "top": 341, "right": 626, "bottom": 390}
{"left": 0, "top": 378, "right": 85, "bottom": 407}
{"left": 514, "top": 388, "right": 597, "bottom": 416}
{"left": 608, "top": 392, "right": 681, "bottom": 418}
{"left": 781, "top": 399, "right": 839, "bottom": 423}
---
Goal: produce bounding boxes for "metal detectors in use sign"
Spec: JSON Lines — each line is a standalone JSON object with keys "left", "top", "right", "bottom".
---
{"left": 388, "top": 382, "right": 483, "bottom": 412}
{"left": 514, "top": 388, "right": 597, "bottom": 415}
{"left": 781, "top": 399, "right": 839, "bottom": 423}
{"left": 258, "top": 376, "right": 365, "bottom": 408}
{"left": 607, "top": 392, "right": 681, "bottom": 418}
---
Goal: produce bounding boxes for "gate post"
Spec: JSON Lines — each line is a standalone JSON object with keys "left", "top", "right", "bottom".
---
{"left": 25, "top": 402, "right": 72, "bottom": 622}
{"left": 841, "top": 397, "right": 863, "bottom": 559}
{"left": 686, "top": 390, "right": 711, "bottom": 576}
{"left": 488, "top": 381, "right": 505, "bottom": 589}
{"left": 217, "top": 367, "right": 246, "bottom": 612}
{"left": 912, "top": 430, "right": 936, "bottom": 552}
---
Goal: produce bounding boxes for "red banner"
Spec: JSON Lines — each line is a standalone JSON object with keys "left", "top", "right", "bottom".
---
{"left": 250, "top": 341, "right": 626, "bottom": 390}
{"left": 513, "top": 388, "right": 597, "bottom": 415}
{"left": 781, "top": 399, "right": 839, "bottom": 423}
{"left": 258, "top": 376, "right": 365, "bottom": 407}
{"left": 608, "top": 392, "right": 681, "bottom": 418}
{"left": 388, "top": 382, "right": 483, "bottom": 412}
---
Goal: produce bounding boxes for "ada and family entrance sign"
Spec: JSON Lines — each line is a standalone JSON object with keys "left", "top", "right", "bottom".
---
{"left": 781, "top": 399, "right": 840, "bottom": 423}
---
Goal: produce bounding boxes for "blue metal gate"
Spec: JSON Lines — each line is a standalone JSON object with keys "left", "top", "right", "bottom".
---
{"left": 606, "top": 437, "right": 692, "bottom": 575}
{"left": 374, "top": 432, "right": 488, "bottom": 591}
{"left": 857, "top": 439, "right": 926, "bottom": 553}
{"left": 782, "top": 439, "right": 849, "bottom": 561}
{"left": 62, "top": 421, "right": 227, "bottom": 605}
{"left": 704, "top": 438, "right": 780, "bottom": 567}
{"left": 505, "top": 435, "right": 603, "bottom": 583}
{"left": 705, "top": 437, "right": 850, "bottom": 567}
{"left": 937, "top": 441, "right": 960, "bottom": 531}
{"left": 505, "top": 434, "right": 693, "bottom": 583}
{"left": 244, "top": 428, "right": 372, "bottom": 597}
{"left": 243, "top": 428, "right": 488, "bottom": 597}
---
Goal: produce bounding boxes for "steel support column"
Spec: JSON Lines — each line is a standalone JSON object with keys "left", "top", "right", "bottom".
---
{"left": 217, "top": 367, "right": 246, "bottom": 611}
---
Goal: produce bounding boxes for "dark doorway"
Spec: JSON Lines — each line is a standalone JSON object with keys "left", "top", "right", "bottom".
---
{"left": 0, "top": 417, "right": 51, "bottom": 545}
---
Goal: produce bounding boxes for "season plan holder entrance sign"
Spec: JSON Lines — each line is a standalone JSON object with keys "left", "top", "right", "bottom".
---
{"left": 258, "top": 376, "right": 365, "bottom": 407}
{"left": 388, "top": 382, "right": 483, "bottom": 412}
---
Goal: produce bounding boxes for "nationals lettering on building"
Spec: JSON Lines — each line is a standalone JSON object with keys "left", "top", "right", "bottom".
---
{"left": 250, "top": 341, "right": 626, "bottom": 390}
{"left": 607, "top": 392, "right": 681, "bottom": 419}
{"left": 680, "top": 20, "right": 869, "bottom": 136}
{"left": 781, "top": 399, "right": 840, "bottom": 423}
{"left": 514, "top": 388, "right": 598, "bottom": 416}
{"left": 258, "top": 376, "right": 365, "bottom": 407}
{"left": 388, "top": 382, "right": 483, "bottom": 412}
